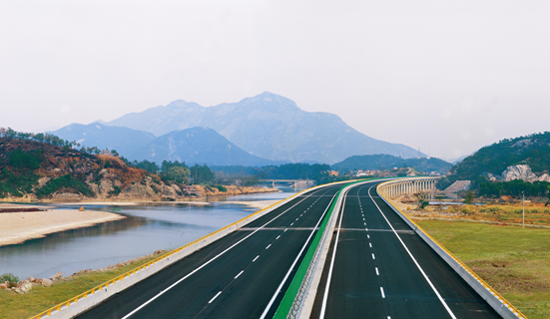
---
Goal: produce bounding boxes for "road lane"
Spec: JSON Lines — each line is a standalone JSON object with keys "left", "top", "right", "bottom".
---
{"left": 313, "top": 181, "right": 501, "bottom": 319}
{"left": 77, "top": 183, "right": 343, "bottom": 319}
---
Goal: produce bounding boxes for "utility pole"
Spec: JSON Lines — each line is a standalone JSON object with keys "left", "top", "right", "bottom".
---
{"left": 522, "top": 191, "right": 525, "bottom": 228}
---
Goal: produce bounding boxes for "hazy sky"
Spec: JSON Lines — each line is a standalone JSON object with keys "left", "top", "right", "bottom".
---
{"left": 1, "top": 1, "right": 549, "bottom": 161}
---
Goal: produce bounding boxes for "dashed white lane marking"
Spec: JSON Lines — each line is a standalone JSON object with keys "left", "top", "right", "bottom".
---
{"left": 365, "top": 228, "right": 369, "bottom": 232}
{"left": 265, "top": 244, "right": 271, "bottom": 250}
{"left": 369, "top": 243, "right": 372, "bottom": 248}
{"left": 372, "top": 253, "right": 375, "bottom": 260}
{"left": 253, "top": 255, "right": 260, "bottom": 262}
{"left": 368, "top": 185, "right": 457, "bottom": 319}
{"left": 208, "top": 291, "right": 222, "bottom": 303}
{"left": 380, "top": 287, "right": 385, "bottom": 298}
{"left": 296, "top": 218, "right": 299, "bottom": 221}
{"left": 388, "top": 317, "right": 391, "bottom": 319}
{"left": 290, "top": 222, "right": 294, "bottom": 226}
{"left": 276, "top": 235, "right": 281, "bottom": 240}
{"left": 367, "top": 234, "right": 370, "bottom": 238}
{"left": 284, "top": 228, "right": 288, "bottom": 232}
{"left": 375, "top": 267, "right": 379, "bottom": 275}
{"left": 234, "top": 270, "right": 244, "bottom": 279}
{"left": 364, "top": 222, "right": 366, "bottom": 226}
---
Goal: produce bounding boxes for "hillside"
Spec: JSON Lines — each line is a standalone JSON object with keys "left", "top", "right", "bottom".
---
{"left": 0, "top": 137, "right": 270, "bottom": 202}
{"left": 127, "top": 127, "right": 276, "bottom": 166}
{"left": 438, "top": 132, "right": 550, "bottom": 189}
{"left": 331, "top": 154, "right": 451, "bottom": 175}
{"left": 106, "top": 92, "right": 423, "bottom": 163}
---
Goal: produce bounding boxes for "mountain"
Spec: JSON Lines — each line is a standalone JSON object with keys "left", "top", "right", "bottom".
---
{"left": 52, "top": 122, "right": 155, "bottom": 158}
{"left": 107, "top": 92, "right": 422, "bottom": 164}
{"left": 331, "top": 154, "right": 451, "bottom": 175}
{"left": 438, "top": 132, "right": 550, "bottom": 189}
{"left": 127, "top": 127, "right": 276, "bottom": 166}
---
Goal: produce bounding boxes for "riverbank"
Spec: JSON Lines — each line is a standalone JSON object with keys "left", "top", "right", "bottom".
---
{"left": 0, "top": 207, "right": 125, "bottom": 247}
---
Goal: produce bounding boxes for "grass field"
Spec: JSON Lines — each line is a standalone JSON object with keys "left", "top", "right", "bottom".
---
{"left": 0, "top": 255, "right": 158, "bottom": 319}
{"left": 416, "top": 219, "right": 550, "bottom": 319}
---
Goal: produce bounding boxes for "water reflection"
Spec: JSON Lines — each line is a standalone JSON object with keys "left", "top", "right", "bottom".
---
{"left": 0, "top": 190, "right": 295, "bottom": 280}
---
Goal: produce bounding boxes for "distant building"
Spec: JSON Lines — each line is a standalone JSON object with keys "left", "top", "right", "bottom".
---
{"left": 328, "top": 170, "right": 339, "bottom": 177}
{"left": 356, "top": 169, "right": 377, "bottom": 177}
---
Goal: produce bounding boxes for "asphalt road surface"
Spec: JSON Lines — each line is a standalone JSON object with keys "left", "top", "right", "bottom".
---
{"left": 311, "top": 181, "right": 501, "bottom": 319}
{"left": 76, "top": 183, "right": 343, "bottom": 319}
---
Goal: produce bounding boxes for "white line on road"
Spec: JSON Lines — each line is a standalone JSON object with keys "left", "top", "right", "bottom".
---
{"left": 369, "top": 243, "right": 372, "bottom": 248}
{"left": 260, "top": 191, "right": 339, "bottom": 319}
{"left": 276, "top": 235, "right": 281, "bottom": 240}
{"left": 290, "top": 222, "right": 294, "bottom": 226}
{"left": 234, "top": 270, "right": 244, "bottom": 279}
{"left": 380, "top": 287, "right": 385, "bottom": 298}
{"left": 284, "top": 228, "right": 288, "bottom": 232}
{"left": 319, "top": 186, "right": 352, "bottom": 319}
{"left": 253, "top": 255, "right": 260, "bottom": 262}
{"left": 208, "top": 291, "right": 222, "bottom": 303}
{"left": 375, "top": 267, "right": 379, "bottom": 275}
{"left": 367, "top": 234, "right": 370, "bottom": 238}
{"left": 368, "top": 185, "right": 457, "bottom": 319}
{"left": 120, "top": 187, "right": 322, "bottom": 319}
{"left": 265, "top": 244, "right": 271, "bottom": 250}
{"left": 372, "top": 253, "right": 375, "bottom": 260}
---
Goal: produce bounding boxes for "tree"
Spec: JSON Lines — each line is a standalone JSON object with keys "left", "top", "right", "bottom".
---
{"left": 166, "top": 166, "right": 190, "bottom": 184}
{"left": 464, "top": 191, "right": 474, "bottom": 204}
{"left": 545, "top": 186, "right": 550, "bottom": 207}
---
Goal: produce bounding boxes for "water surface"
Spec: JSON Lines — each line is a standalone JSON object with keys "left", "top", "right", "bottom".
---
{"left": 0, "top": 189, "right": 296, "bottom": 280}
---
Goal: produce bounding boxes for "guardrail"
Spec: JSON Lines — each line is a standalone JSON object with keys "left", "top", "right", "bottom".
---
{"left": 30, "top": 181, "right": 351, "bottom": 319}
{"left": 376, "top": 178, "right": 527, "bottom": 319}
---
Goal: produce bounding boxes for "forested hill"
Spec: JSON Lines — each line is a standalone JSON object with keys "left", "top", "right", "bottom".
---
{"left": 331, "top": 154, "right": 451, "bottom": 175}
{"left": 438, "top": 132, "right": 550, "bottom": 189}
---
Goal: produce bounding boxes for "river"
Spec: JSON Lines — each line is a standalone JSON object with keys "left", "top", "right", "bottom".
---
{"left": 0, "top": 188, "right": 298, "bottom": 280}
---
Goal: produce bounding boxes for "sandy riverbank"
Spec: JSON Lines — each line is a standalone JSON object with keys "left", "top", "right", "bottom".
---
{"left": 0, "top": 208, "right": 125, "bottom": 247}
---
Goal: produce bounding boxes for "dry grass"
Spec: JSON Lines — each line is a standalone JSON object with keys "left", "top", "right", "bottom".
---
{"left": 416, "top": 219, "right": 550, "bottom": 319}
{"left": 0, "top": 255, "right": 158, "bottom": 319}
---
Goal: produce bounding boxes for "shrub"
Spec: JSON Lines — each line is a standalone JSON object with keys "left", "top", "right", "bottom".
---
{"left": 0, "top": 273, "right": 19, "bottom": 287}
{"left": 215, "top": 185, "right": 227, "bottom": 192}
{"left": 36, "top": 174, "right": 94, "bottom": 198}
{"left": 109, "top": 186, "right": 121, "bottom": 196}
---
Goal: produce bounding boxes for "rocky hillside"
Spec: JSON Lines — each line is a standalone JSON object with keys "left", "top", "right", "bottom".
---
{"left": 438, "top": 132, "right": 550, "bottom": 189}
{"left": 0, "top": 138, "right": 273, "bottom": 202}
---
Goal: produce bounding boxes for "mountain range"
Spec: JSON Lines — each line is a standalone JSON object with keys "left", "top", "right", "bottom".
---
{"left": 54, "top": 92, "right": 424, "bottom": 165}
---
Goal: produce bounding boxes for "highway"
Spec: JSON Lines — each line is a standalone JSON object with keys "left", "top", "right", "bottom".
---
{"left": 311, "top": 181, "right": 501, "bottom": 319}
{"left": 76, "top": 183, "right": 343, "bottom": 319}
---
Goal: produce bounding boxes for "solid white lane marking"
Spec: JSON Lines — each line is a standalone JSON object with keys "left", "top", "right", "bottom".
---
{"left": 372, "top": 253, "right": 375, "bottom": 260}
{"left": 380, "top": 287, "right": 385, "bottom": 298}
{"left": 208, "top": 291, "right": 222, "bottom": 303}
{"left": 265, "top": 244, "right": 271, "bottom": 250}
{"left": 121, "top": 187, "right": 323, "bottom": 319}
{"left": 375, "top": 267, "right": 379, "bottom": 275}
{"left": 320, "top": 186, "right": 355, "bottom": 319}
{"left": 276, "top": 235, "right": 281, "bottom": 240}
{"left": 253, "top": 255, "right": 260, "bottom": 262}
{"left": 234, "top": 270, "right": 244, "bottom": 279}
{"left": 368, "top": 186, "right": 457, "bottom": 319}
{"left": 369, "top": 243, "right": 372, "bottom": 248}
{"left": 260, "top": 191, "right": 339, "bottom": 319}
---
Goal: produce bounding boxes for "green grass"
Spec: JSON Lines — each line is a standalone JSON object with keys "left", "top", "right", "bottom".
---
{"left": 0, "top": 255, "right": 158, "bottom": 319}
{"left": 416, "top": 219, "right": 550, "bottom": 319}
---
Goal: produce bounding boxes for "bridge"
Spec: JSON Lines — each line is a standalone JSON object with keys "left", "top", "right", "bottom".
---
{"left": 260, "top": 179, "right": 315, "bottom": 188}
{"left": 35, "top": 178, "right": 524, "bottom": 319}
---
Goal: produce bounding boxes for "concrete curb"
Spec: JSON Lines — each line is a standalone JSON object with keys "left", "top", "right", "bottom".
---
{"left": 376, "top": 183, "right": 526, "bottom": 319}
{"left": 36, "top": 184, "right": 334, "bottom": 319}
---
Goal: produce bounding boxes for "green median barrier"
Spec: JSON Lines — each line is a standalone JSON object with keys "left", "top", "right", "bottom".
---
{"left": 273, "top": 178, "right": 380, "bottom": 319}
